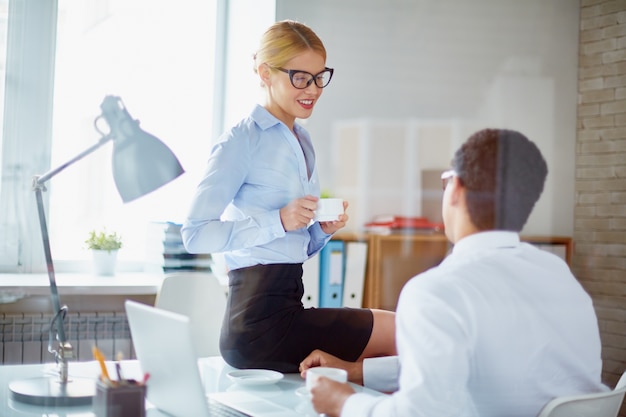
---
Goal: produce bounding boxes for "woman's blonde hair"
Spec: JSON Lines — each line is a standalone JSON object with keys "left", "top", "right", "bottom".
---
{"left": 254, "top": 20, "right": 326, "bottom": 74}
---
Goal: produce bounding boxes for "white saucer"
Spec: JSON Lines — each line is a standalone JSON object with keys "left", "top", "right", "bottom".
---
{"left": 315, "top": 215, "right": 340, "bottom": 222}
{"left": 227, "top": 369, "right": 284, "bottom": 386}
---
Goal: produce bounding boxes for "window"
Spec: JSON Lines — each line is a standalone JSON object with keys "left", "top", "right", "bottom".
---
{"left": 221, "top": 0, "right": 274, "bottom": 130}
{"left": 0, "top": 0, "right": 275, "bottom": 273}
{"left": 49, "top": 0, "right": 218, "bottom": 268}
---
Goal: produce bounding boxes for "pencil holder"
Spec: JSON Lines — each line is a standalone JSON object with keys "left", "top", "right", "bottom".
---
{"left": 93, "top": 380, "right": 146, "bottom": 417}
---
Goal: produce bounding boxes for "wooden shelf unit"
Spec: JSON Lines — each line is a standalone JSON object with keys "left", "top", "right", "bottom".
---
{"left": 333, "top": 233, "right": 573, "bottom": 311}
{"left": 363, "top": 233, "right": 450, "bottom": 311}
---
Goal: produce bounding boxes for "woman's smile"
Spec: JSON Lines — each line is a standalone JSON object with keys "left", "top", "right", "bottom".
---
{"left": 298, "top": 98, "right": 315, "bottom": 109}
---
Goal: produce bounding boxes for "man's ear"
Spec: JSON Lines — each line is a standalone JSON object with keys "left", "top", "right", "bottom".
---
{"left": 449, "top": 176, "right": 463, "bottom": 206}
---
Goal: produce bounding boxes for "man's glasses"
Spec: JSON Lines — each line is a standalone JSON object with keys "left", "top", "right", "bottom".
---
{"left": 441, "top": 170, "right": 457, "bottom": 190}
{"left": 272, "top": 67, "right": 334, "bottom": 89}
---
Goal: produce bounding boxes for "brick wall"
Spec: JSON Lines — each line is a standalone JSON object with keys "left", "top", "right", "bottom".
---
{"left": 576, "top": 0, "right": 626, "bottom": 409}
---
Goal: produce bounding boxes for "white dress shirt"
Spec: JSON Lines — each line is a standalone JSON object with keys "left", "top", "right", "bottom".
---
{"left": 344, "top": 231, "right": 605, "bottom": 417}
{"left": 363, "top": 356, "right": 400, "bottom": 392}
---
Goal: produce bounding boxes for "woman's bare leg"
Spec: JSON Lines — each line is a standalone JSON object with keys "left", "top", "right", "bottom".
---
{"left": 358, "top": 308, "right": 397, "bottom": 360}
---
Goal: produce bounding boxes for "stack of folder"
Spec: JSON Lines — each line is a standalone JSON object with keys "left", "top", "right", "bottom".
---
{"left": 301, "top": 240, "right": 368, "bottom": 309}
{"left": 145, "top": 222, "right": 212, "bottom": 273}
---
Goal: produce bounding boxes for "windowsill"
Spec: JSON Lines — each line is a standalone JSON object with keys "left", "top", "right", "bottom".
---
{"left": 0, "top": 271, "right": 165, "bottom": 301}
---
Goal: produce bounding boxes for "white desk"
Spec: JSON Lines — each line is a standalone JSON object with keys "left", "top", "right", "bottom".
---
{"left": 0, "top": 356, "right": 384, "bottom": 416}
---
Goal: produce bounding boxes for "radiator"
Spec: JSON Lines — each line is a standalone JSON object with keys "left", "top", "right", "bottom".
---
{"left": 0, "top": 312, "right": 135, "bottom": 364}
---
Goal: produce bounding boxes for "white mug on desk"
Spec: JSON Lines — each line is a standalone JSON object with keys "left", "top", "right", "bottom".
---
{"left": 305, "top": 367, "right": 348, "bottom": 392}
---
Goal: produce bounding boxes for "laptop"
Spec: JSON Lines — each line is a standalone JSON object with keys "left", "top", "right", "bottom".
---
{"left": 125, "top": 300, "right": 300, "bottom": 417}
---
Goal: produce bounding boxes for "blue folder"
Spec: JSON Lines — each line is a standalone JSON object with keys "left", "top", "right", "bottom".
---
{"left": 318, "top": 240, "right": 345, "bottom": 308}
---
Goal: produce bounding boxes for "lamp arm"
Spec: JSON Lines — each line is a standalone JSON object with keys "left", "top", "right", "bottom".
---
{"left": 31, "top": 132, "right": 113, "bottom": 382}
{"left": 32, "top": 186, "right": 65, "bottom": 342}
{"left": 35, "top": 133, "right": 113, "bottom": 185}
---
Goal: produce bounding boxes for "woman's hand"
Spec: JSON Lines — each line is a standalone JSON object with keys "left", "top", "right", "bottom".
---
{"left": 280, "top": 195, "right": 317, "bottom": 231}
{"left": 320, "top": 200, "right": 349, "bottom": 234}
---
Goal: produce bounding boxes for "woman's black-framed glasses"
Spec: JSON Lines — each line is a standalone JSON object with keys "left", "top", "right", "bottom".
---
{"left": 272, "top": 67, "right": 334, "bottom": 89}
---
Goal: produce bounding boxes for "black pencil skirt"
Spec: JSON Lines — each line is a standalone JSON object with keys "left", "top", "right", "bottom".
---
{"left": 219, "top": 263, "right": 373, "bottom": 373}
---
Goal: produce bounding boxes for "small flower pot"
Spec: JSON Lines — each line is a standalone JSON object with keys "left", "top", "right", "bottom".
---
{"left": 92, "top": 250, "right": 118, "bottom": 276}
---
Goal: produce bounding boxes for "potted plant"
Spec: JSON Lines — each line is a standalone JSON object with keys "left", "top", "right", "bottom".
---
{"left": 85, "top": 229, "right": 122, "bottom": 276}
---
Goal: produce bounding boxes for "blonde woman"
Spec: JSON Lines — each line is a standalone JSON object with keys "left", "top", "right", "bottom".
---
{"left": 182, "top": 20, "right": 396, "bottom": 372}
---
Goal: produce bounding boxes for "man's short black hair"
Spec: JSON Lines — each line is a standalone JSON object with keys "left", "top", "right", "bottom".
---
{"left": 451, "top": 128, "right": 548, "bottom": 231}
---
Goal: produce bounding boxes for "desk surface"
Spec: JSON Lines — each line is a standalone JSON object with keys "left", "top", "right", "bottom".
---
{"left": 0, "top": 356, "right": 383, "bottom": 416}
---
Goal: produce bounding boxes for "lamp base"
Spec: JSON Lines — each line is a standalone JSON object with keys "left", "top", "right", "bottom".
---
{"left": 9, "top": 376, "right": 95, "bottom": 407}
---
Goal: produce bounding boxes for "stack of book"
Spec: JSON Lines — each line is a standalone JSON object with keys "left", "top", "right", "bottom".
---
{"left": 145, "top": 222, "right": 212, "bottom": 273}
{"left": 363, "top": 215, "right": 444, "bottom": 235}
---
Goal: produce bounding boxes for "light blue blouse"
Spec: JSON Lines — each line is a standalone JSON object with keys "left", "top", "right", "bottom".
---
{"left": 181, "top": 105, "right": 331, "bottom": 270}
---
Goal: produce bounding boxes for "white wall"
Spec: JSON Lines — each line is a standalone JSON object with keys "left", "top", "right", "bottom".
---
{"left": 275, "top": 0, "right": 580, "bottom": 236}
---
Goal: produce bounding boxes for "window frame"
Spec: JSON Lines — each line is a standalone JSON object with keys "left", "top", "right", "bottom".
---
{"left": 0, "top": 0, "right": 57, "bottom": 272}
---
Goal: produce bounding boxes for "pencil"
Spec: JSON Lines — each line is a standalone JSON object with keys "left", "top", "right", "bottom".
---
{"left": 92, "top": 346, "right": 111, "bottom": 382}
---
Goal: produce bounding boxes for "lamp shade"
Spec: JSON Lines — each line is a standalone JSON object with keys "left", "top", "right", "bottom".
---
{"left": 100, "top": 96, "right": 184, "bottom": 202}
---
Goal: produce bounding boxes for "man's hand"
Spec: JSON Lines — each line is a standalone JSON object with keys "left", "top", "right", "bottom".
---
{"left": 310, "top": 377, "right": 355, "bottom": 417}
{"left": 299, "top": 349, "right": 364, "bottom": 385}
{"left": 280, "top": 195, "right": 317, "bottom": 231}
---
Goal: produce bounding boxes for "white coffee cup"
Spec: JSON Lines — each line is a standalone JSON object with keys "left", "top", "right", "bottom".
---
{"left": 315, "top": 198, "right": 344, "bottom": 222}
{"left": 305, "top": 367, "right": 348, "bottom": 392}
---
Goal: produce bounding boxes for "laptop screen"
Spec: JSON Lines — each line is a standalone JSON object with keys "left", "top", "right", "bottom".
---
{"left": 125, "top": 300, "right": 300, "bottom": 417}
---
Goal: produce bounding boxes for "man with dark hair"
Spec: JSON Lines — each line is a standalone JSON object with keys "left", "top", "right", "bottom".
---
{"left": 452, "top": 128, "right": 547, "bottom": 231}
{"left": 300, "top": 129, "right": 605, "bottom": 417}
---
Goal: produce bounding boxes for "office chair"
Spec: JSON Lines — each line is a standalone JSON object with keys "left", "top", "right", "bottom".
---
{"left": 155, "top": 272, "right": 227, "bottom": 358}
{"left": 537, "top": 370, "right": 626, "bottom": 417}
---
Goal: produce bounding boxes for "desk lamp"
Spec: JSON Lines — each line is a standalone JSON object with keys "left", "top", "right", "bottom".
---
{"left": 9, "top": 95, "right": 184, "bottom": 406}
